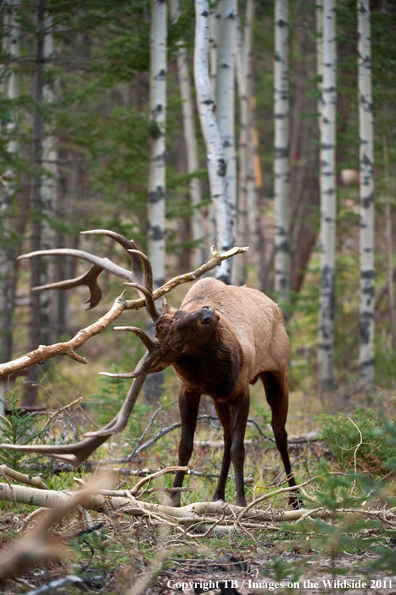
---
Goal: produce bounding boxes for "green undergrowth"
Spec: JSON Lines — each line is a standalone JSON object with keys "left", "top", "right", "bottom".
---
{"left": 317, "top": 405, "right": 396, "bottom": 474}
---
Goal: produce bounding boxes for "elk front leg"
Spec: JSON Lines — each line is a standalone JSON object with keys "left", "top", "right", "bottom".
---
{"left": 261, "top": 371, "right": 301, "bottom": 509}
{"left": 211, "top": 401, "right": 232, "bottom": 503}
{"left": 229, "top": 394, "right": 250, "bottom": 507}
{"left": 170, "top": 389, "right": 201, "bottom": 507}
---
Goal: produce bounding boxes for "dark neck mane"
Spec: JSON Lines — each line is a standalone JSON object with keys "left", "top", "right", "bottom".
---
{"left": 173, "top": 323, "right": 243, "bottom": 400}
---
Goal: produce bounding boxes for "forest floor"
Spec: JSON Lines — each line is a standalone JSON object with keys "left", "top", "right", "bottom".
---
{"left": 1, "top": 385, "right": 396, "bottom": 594}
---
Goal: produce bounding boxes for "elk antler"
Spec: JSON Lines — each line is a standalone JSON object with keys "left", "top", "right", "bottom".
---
{"left": 18, "top": 230, "right": 153, "bottom": 308}
{"left": 84, "top": 326, "right": 164, "bottom": 437}
{"left": 32, "top": 264, "right": 103, "bottom": 309}
{"left": 0, "top": 373, "right": 148, "bottom": 466}
{"left": 0, "top": 242, "right": 250, "bottom": 465}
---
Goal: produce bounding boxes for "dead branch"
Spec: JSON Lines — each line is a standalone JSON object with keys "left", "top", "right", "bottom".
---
{"left": 0, "top": 245, "right": 247, "bottom": 378}
{"left": 1, "top": 481, "right": 395, "bottom": 528}
{"left": 129, "top": 466, "right": 188, "bottom": 495}
{"left": 0, "top": 464, "right": 48, "bottom": 490}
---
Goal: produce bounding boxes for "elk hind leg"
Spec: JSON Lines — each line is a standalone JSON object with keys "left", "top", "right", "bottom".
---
{"left": 261, "top": 371, "right": 301, "bottom": 508}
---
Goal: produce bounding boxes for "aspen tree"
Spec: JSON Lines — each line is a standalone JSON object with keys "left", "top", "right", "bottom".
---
{"left": 216, "top": 0, "right": 237, "bottom": 283}
{"left": 145, "top": 0, "right": 167, "bottom": 400}
{"left": 147, "top": 0, "right": 167, "bottom": 290}
{"left": 317, "top": 0, "right": 337, "bottom": 390}
{"left": 169, "top": 0, "right": 204, "bottom": 266}
{"left": 357, "top": 0, "right": 375, "bottom": 383}
{"left": 273, "top": 0, "right": 290, "bottom": 310}
{"left": 207, "top": 5, "right": 220, "bottom": 252}
{"left": 194, "top": 0, "right": 233, "bottom": 284}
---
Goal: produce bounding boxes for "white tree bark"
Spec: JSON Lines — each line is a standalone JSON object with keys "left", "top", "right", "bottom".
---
{"left": 169, "top": 0, "right": 204, "bottom": 266}
{"left": 208, "top": 6, "right": 219, "bottom": 99}
{"left": 194, "top": 0, "right": 233, "bottom": 284}
{"left": 0, "top": 0, "right": 20, "bottom": 363}
{"left": 145, "top": 0, "right": 167, "bottom": 401}
{"left": 273, "top": 0, "right": 290, "bottom": 307}
{"left": 216, "top": 0, "right": 237, "bottom": 283}
{"left": 316, "top": 0, "right": 323, "bottom": 123}
{"left": 207, "top": 6, "right": 220, "bottom": 253}
{"left": 357, "top": 0, "right": 375, "bottom": 383}
{"left": 317, "top": 0, "right": 337, "bottom": 389}
{"left": 147, "top": 0, "right": 167, "bottom": 290}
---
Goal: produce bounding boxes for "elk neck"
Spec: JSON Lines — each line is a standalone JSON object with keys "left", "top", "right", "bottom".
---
{"left": 172, "top": 319, "right": 244, "bottom": 401}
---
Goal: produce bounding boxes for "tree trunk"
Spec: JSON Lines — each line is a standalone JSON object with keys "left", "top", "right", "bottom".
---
{"left": 23, "top": 0, "right": 47, "bottom": 406}
{"left": 235, "top": 0, "right": 257, "bottom": 287}
{"left": 216, "top": 0, "right": 237, "bottom": 283}
{"left": 280, "top": 4, "right": 320, "bottom": 296}
{"left": 273, "top": 0, "right": 290, "bottom": 312}
{"left": 194, "top": 0, "right": 233, "bottom": 285}
{"left": 383, "top": 136, "right": 396, "bottom": 351}
{"left": 145, "top": 0, "right": 167, "bottom": 402}
{"left": 317, "top": 0, "right": 337, "bottom": 390}
{"left": 41, "top": 15, "right": 60, "bottom": 346}
{"left": 170, "top": 0, "right": 205, "bottom": 267}
{"left": 357, "top": 0, "right": 375, "bottom": 384}
{"left": 0, "top": 0, "right": 20, "bottom": 364}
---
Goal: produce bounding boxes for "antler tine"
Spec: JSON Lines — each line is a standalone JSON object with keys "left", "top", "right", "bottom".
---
{"left": 123, "top": 282, "right": 161, "bottom": 322}
{"left": 0, "top": 374, "right": 148, "bottom": 464}
{"left": 18, "top": 249, "right": 134, "bottom": 283}
{"left": 98, "top": 342, "right": 162, "bottom": 381}
{"left": 128, "top": 249, "right": 153, "bottom": 294}
{"left": 82, "top": 230, "right": 146, "bottom": 296}
{"left": 85, "top": 371, "right": 150, "bottom": 437}
{"left": 114, "top": 326, "right": 157, "bottom": 350}
{"left": 32, "top": 264, "right": 103, "bottom": 310}
{"left": 0, "top": 434, "right": 109, "bottom": 466}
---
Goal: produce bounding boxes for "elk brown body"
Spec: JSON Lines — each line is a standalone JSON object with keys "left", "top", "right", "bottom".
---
{"left": 0, "top": 232, "right": 298, "bottom": 507}
{"left": 155, "top": 277, "right": 297, "bottom": 508}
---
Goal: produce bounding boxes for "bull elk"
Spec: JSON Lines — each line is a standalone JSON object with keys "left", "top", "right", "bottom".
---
{"left": 0, "top": 230, "right": 299, "bottom": 508}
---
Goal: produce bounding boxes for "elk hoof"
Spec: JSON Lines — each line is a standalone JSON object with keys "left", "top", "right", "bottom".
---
{"left": 169, "top": 493, "right": 181, "bottom": 507}
{"left": 289, "top": 494, "right": 303, "bottom": 509}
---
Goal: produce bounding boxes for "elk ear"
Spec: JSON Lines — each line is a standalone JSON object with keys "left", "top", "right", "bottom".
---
{"left": 162, "top": 298, "right": 177, "bottom": 315}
